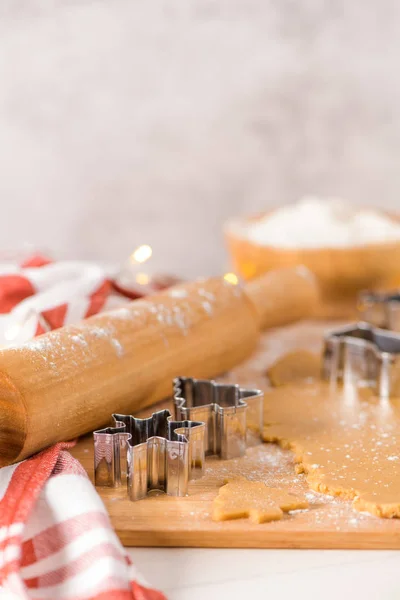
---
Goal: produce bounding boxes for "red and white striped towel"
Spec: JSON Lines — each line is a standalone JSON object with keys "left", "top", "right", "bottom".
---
{"left": 0, "top": 444, "right": 165, "bottom": 599}
{"left": 0, "top": 255, "right": 114, "bottom": 346}
{"left": 0, "top": 256, "right": 170, "bottom": 599}
{"left": 0, "top": 253, "right": 180, "bottom": 347}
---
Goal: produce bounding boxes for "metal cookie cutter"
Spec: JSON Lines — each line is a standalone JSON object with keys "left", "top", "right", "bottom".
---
{"left": 173, "top": 377, "right": 263, "bottom": 460}
{"left": 358, "top": 290, "right": 400, "bottom": 331}
{"left": 94, "top": 409, "right": 205, "bottom": 500}
{"left": 322, "top": 322, "right": 400, "bottom": 398}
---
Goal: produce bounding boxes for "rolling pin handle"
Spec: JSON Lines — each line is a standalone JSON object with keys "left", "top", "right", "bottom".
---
{"left": 244, "top": 266, "right": 320, "bottom": 330}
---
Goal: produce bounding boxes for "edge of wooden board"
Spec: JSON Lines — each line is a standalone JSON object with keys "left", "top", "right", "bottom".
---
{"left": 116, "top": 529, "right": 400, "bottom": 549}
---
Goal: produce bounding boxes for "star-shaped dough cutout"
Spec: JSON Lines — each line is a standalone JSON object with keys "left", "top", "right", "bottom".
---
{"left": 213, "top": 477, "right": 309, "bottom": 523}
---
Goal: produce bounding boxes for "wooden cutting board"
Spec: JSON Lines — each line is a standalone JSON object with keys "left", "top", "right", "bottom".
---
{"left": 71, "top": 321, "right": 400, "bottom": 548}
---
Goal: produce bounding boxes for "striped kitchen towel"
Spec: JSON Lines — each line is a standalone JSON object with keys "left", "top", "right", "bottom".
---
{"left": 0, "top": 254, "right": 174, "bottom": 599}
{"left": 0, "top": 254, "right": 179, "bottom": 347}
{"left": 0, "top": 443, "right": 165, "bottom": 600}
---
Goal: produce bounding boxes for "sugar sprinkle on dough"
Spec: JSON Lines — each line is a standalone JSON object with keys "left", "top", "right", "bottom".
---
{"left": 263, "top": 381, "right": 400, "bottom": 518}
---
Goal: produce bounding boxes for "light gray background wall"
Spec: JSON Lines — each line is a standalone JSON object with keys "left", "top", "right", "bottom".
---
{"left": 0, "top": 0, "right": 399, "bottom": 277}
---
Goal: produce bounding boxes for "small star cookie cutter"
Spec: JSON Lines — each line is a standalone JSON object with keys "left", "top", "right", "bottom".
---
{"left": 173, "top": 376, "right": 263, "bottom": 459}
{"left": 322, "top": 322, "right": 400, "bottom": 398}
{"left": 94, "top": 409, "right": 205, "bottom": 501}
{"left": 358, "top": 289, "right": 400, "bottom": 331}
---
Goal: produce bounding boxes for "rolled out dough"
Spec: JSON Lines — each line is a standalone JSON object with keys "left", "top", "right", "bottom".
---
{"left": 266, "top": 350, "right": 321, "bottom": 386}
{"left": 212, "top": 476, "right": 308, "bottom": 523}
{"left": 263, "top": 381, "right": 400, "bottom": 518}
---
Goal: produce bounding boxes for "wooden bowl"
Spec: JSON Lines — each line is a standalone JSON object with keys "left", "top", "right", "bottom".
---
{"left": 224, "top": 212, "right": 400, "bottom": 318}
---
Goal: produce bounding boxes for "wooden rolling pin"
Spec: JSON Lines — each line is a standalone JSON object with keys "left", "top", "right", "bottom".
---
{"left": 0, "top": 266, "right": 318, "bottom": 466}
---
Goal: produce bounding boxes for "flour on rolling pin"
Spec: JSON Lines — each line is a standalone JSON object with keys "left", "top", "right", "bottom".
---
{"left": 16, "top": 282, "right": 232, "bottom": 369}
{"left": 0, "top": 276, "right": 258, "bottom": 465}
{"left": 0, "top": 269, "right": 317, "bottom": 467}
{"left": 238, "top": 197, "right": 400, "bottom": 248}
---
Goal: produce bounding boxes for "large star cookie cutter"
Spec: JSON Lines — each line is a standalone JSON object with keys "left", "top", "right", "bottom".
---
{"left": 322, "top": 322, "right": 400, "bottom": 398}
{"left": 94, "top": 409, "right": 205, "bottom": 501}
{"left": 173, "top": 376, "right": 263, "bottom": 459}
{"left": 358, "top": 289, "right": 400, "bottom": 331}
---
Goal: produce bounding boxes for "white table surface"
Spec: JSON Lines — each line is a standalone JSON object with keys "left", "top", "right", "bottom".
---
{"left": 127, "top": 547, "right": 400, "bottom": 599}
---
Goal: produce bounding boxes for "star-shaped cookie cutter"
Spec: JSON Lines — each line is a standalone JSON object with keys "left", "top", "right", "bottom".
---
{"left": 94, "top": 409, "right": 205, "bottom": 501}
{"left": 173, "top": 376, "right": 263, "bottom": 459}
{"left": 322, "top": 322, "right": 400, "bottom": 398}
{"left": 358, "top": 289, "right": 400, "bottom": 331}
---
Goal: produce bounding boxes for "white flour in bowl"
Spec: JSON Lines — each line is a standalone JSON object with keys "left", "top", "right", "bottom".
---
{"left": 240, "top": 197, "right": 400, "bottom": 249}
